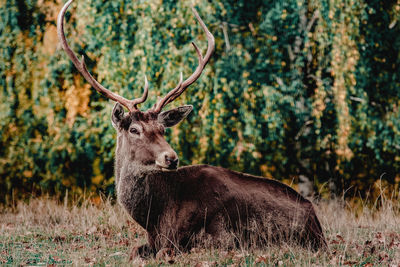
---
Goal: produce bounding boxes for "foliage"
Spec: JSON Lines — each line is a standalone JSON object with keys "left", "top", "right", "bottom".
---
{"left": 0, "top": 0, "right": 399, "bottom": 201}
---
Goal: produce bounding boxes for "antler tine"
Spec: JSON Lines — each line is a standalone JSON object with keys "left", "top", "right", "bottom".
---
{"left": 131, "top": 75, "right": 149, "bottom": 108}
{"left": 152, "top": 72, "right": 183, "bottom": 111}
{"left": 152, "top": 7, "right": 215, "bottom": 113}
{"left": 180, "top": 7, "right": 215, "bottom": 88}
{"left": 57, "top": 0, "right": 148, "bottom": 112}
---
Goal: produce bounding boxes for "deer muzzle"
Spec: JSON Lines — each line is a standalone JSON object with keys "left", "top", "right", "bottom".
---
{"left": 156, "top": 151, "right": 179, "bottom": 170}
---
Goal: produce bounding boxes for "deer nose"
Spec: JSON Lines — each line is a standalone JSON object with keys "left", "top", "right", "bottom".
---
{"left": 164, "top": 153, "right": 179, "bottom": 170}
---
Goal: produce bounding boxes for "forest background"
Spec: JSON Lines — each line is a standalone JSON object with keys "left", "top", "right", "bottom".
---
{"left": 1, "top": 0, "right": 399, "bottom": 203}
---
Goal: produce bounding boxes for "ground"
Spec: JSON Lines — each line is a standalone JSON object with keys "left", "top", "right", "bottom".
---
{"left": 0, "top": 195, "right": 399, "bottom": 266}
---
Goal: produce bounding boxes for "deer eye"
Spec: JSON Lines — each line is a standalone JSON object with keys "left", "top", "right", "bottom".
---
{"left": 129, "top": 127, "right": 140, "bottom": 135}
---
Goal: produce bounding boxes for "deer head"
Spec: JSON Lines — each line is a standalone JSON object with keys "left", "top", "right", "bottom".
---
{"left": 57, "top": 0, "right": 214, "bottom": 170}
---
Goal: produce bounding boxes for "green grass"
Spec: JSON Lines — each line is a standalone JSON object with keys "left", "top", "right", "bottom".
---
{"left": 0, "top": 195, "right": 399, "bottom": 266}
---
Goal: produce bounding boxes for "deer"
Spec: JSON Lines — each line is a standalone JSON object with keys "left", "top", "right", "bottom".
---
{"left": 58, "top": 0, "right": 327, "bottom": 258}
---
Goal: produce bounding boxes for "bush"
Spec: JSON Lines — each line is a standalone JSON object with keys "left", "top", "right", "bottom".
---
{"left": 1, "top": 0, "right": 399, "bottom": 202}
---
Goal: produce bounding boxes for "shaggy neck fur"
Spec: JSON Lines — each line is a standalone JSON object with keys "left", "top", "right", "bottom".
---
{"left": 114, "top": 137, "right": 178, "bottom": 230}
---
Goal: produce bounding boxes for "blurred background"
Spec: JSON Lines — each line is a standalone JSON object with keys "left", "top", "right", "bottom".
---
{"left": 0, "top": 0, "right": 399, "bottom": 203}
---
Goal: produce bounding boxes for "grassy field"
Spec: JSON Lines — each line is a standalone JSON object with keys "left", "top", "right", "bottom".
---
{"left": 0, "top": 194, "right": 399, "bottom": 266}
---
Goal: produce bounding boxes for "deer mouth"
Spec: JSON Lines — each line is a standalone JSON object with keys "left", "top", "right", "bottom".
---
{"left": 155, "top": 161, "right": 177, "bottom": 171}
{"left": 159, "top": 166, "right": 177, "bottom": 171}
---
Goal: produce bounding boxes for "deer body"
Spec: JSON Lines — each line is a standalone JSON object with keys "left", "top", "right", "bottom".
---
{"left": 57, "top": 0, "right": 327, "bottom": 257}
{"left": 117, "top": 163, "right": 326, "bottom": 253}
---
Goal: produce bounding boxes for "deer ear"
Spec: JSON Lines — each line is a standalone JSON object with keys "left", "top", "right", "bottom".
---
{"left": 111, "top": 103, "right": 125, "bottom": 129}
{"left": 158, "top": 105, "right": 193, "bottom": 128}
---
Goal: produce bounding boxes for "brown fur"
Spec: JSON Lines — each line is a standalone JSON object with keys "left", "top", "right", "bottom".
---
{"left": 113, "top": 108, "right": 327, "bottom": 257}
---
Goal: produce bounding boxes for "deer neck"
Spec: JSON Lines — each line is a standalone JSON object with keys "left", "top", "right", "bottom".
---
{"left": 117, "top": 164, "right": 177, "bottom": 229}
{"left": 114, "top": 135, "right": 177, "bottom": 229}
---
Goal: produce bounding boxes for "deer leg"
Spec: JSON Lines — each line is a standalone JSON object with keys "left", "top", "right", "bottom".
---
{"left": 204, "top": 214, "right": 236, "bottom": 249}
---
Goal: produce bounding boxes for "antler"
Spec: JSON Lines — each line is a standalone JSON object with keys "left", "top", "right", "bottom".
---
{"left": 151, "top": 7, "right": 215, "bottom": 113}
{"left": 57, "top": 0, "right": 148, "bottom": 112}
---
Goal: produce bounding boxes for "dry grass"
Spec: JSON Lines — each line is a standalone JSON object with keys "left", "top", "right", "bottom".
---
{"left": 0, "top": 194, "right": 399, "bottom": 266}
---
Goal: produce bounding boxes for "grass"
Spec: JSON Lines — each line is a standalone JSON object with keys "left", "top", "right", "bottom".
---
{"left": 0, "top": 194, "right": 399, "bottom": 266}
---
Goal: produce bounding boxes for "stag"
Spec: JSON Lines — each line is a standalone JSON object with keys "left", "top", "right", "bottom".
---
{"left": 58, "top": 0, "right": 327, "bottom": 257}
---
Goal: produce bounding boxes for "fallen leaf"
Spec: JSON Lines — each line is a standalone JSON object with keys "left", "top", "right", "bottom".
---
{"left": 52, "top": 256, "right": 62, "bottom": 262}
{"left": 53, "top": 235, "right": 66, "bottom": 242}
{"left": 336, "top": 234, "right": 345, "bottom": 243}
{"left": 84, "top": 257, "right": 96, "bottom": 263}
{"left": 102, "top": 229, "right": 111, "bottom": 237}
{"left": 344, "top": 260, "right": 358, "bottom": 265}
{"left": 255, "top": 255, "right": 268, "bottom": 264}
{"left": 117, "top": 238, "right": 130, "bottom": 246}
{"left": 375, "top": 232, "right": 385, "bottom": 244}
{"left": 378, "top": 251, "right": 388, "bottom": 262}
{"left": 388, "top": 239, "right": 400, "bottom": 249}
